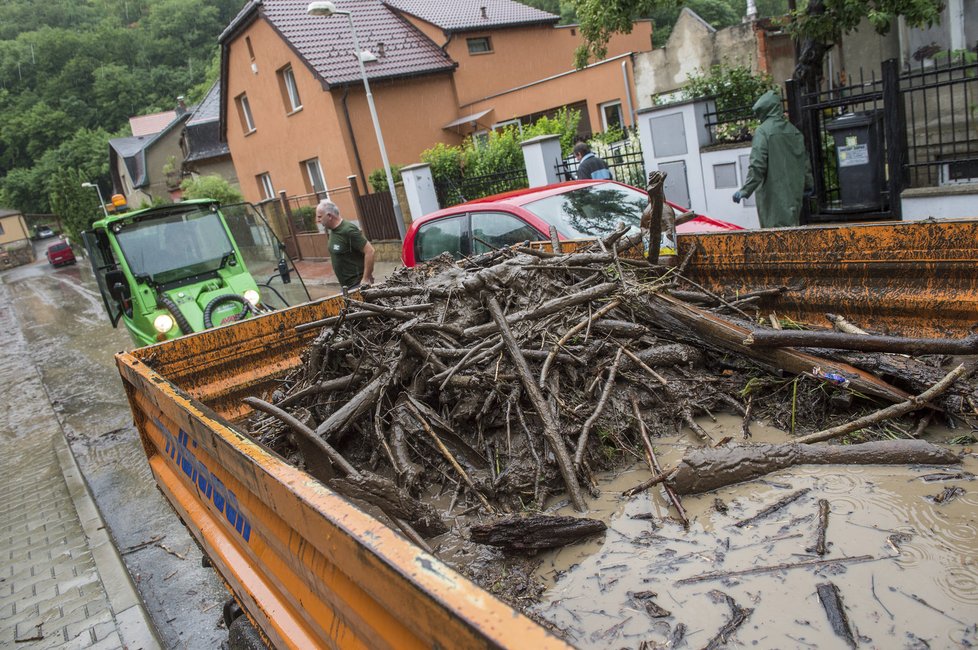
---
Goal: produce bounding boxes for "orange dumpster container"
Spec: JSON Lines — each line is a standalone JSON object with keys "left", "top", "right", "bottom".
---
{"left": 116, "top": 218, "right": 978, "bottom": 648}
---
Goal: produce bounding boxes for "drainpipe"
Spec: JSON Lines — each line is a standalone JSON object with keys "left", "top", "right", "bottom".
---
{"left": 622, "top": 60, "right": 636, "bottom": 128}
{"left": 341, "top": 85, "right": 369, "bottom": 190}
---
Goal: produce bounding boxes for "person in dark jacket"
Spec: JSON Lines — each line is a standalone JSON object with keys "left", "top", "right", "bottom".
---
{"left": 732, "top": 90, "right": 814, "bottom": 228}
{"left": 573, "top": 142, "right": 612, "bottom": 180}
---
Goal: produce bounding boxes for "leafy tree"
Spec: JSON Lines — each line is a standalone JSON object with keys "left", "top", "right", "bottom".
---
{"left": 49, "top": 168, "right": 101, "bottom": 244}
{"left": 368, "top": 165, "right": 404, "bottom": 193}
{"left": 180, "top": 175, "right": 244, "bottom": 206}
{"left": 788, "top": 0, "right": 943, "bottom": 88}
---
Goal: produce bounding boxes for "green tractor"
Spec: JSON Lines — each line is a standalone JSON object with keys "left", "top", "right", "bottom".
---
{"left": 83, "top": 200, "right": 309, "bottom": 346}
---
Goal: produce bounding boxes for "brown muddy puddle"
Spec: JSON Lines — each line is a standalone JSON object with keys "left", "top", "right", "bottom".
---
{"left": 532, "top": 415, "right": 978, "bottom": 649}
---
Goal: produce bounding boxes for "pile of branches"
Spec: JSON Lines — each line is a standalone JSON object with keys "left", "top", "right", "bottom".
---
{"left": 244, "top": 229, "right": 977, "bottom": 550}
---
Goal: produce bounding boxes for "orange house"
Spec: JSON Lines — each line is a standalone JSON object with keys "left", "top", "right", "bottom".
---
{"left": 219, "top": 0, "right": 653, "bottom": 213}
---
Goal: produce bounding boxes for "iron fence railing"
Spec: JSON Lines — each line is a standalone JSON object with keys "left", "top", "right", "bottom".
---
{"left": 554, "top": 148, "right": 646, "bottom": 187}
{"left": 901, "top": 53, "right": 978, "bottom": 189}
{"left": 434, "top": 167, "right": 529, "bottom": 207}
{"left": 703, "top": 102, "right": 760, "bottom": 146}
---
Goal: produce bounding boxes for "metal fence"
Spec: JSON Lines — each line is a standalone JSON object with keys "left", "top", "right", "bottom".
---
{"left": 703, "top": 102, "right": 758, "bottom": 146}
{"left": 788, "top": 56, "right": 978, "bottom": 223}
{"left": 434, "top": 167, "right": 529, "bottom": 208}
{"left": 902, "top": 53, "right": 978, "bottom": 189}
{"left": 553, "top": 148, "right": 646, "bottom": 187}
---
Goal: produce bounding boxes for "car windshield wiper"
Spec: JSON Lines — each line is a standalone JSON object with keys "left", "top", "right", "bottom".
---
{"left": 218, "top": 250, "right": 235, "bottom": 269}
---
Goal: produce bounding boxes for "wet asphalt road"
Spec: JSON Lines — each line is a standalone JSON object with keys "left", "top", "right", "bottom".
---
{"left": 2, "top": 242, "right": 227, "bottom": 648}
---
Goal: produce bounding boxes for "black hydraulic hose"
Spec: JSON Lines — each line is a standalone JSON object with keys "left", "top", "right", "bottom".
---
{"left": 203, "top": 293, "right": 255, "bottom": 329}
{"left": 157, "top": 294, "right": 192, "bottom": 336}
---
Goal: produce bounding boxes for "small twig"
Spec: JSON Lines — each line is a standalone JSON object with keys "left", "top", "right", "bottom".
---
{"left": 405, "top": 401, "right": 493, "bottom": 512}
{"left": 704, "top": 591, "right": 753, "bottom": 650}
{"left": 575, "top": 348, "right": 624, "bottom": 468}
{"left": 619, "top": 346, "right": 668, "bottom": 386}
{"left": 807, "top": 498, "right": 830, "bottom": 555}
{"left": 539, "top": 299, "right": 622, "bottom": 389}
{"left": 157, "top": 542, "right": 187, "bottom": 560}
{"left": 121, "top": 534, "right": 166, "bottom": 555}
{"left": 734, "top": 488, "right": 811, "bottom": 528}
{"left": 871, "top": 574, "right": 894, "bottom": 619}
{"left": 630, "top": 396, "right": 688, "bottom": 527}
{"left": 622, "top": 467, "right": 678, "bottom": 497}
{"left": 675, "top": 554, "right": 876, "bottom": 585}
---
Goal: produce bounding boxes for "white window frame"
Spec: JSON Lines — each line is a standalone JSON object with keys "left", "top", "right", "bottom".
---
{"left": 258, "top": 173, "right": 275, "bottom": 200}
{"left": 283, "top": 65, "right": 302, "bottom": 112}
{"left": 304, "top": 158, "right": 328, "bottom": 195}
{"left": 491, "top": 118, "right": 522, "bottom": 135}
{"left": 238, "top": 93, "right": 256, "bottom": 133}
{"left": 599, "top": 100, "right": 624, "bottom": 132}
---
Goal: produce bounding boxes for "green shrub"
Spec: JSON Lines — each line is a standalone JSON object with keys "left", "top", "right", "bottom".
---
{"left": 681, "top": 63, "right": 776, "bottom": 112}
{"left": 368, "top": 164, "right": 404, "bottom": 192}
{"left": 292, "top": 205, "right": 317, "bottom": 231}
{"left": 180, "top": 174, "right": 244, "bottom": 205}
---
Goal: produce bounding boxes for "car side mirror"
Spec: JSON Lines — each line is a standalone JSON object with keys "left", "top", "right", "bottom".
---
{"left": 277, "top": 257, "right": 291, "bottom": 284}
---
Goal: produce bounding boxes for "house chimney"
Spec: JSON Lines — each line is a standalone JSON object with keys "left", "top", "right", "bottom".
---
{"left": 377, "top": 41, "right": 385, "bottom": 57}
{"left": 480, "top": 6, "right": 487, "bottom": 19}
{"left": 176, "top": 96, "right": 188, "bottom": 114}
{"left": 744, "top": 0, "right": 757, "bottom": 21}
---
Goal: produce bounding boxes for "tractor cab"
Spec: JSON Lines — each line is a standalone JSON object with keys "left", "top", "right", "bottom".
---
{"left": 83, "top": 200, "right": 309, "bottom": 346}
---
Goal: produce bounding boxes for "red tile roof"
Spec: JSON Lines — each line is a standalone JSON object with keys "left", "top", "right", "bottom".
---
{"left": 383, "top": 0, "right": 557, "bottom": 33}
{"left": 230, "top": 0, "right": 456, "bottom": 87}
{"left": 129, "top": 110, "right": 178, "bottom": 137}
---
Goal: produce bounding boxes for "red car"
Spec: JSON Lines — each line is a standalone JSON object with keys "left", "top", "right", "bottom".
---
{"left": 402, "top": 180, "right": 742, "bottom": 266}
{"left": 46, "top": 241, "right": 76, "bottom": 267}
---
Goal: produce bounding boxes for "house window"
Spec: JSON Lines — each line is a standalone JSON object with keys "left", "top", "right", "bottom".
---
{"left": 492, "top": 118, "right": 522, "bottom": 134}
{"left": 279, "top": 65, "right": 302, "bottom": 113}
{"left": 600, "top": 101, "right": 624, "bottom": 132}
{"left": 467, "top": 37, "right": 492, "bottom": 54}
{"left": 0, "top": 222, "right": 4, "bottom": 235}
{"left": 304, "top": 158, "right": 328, "bottom": 195}
{"left": 257, "top": 173, "right": 275, "bottom": 200}
{"left": 236, "top": 93, "right": 256, "bottom": 133}
{"left": 245, "top": 36, "right": 255, "bottom": 61}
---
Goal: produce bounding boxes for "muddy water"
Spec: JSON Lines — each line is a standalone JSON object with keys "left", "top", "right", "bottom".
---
{"left": 533, "top": 415, "right": 978, "bottom": 648}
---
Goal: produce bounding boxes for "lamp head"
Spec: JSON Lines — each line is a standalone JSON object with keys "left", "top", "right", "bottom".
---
{"left": 81, "top": 182, "right": 95, "bottom": 188}
{"left": 307, "top": 1, "right": 347, "bottom": 16}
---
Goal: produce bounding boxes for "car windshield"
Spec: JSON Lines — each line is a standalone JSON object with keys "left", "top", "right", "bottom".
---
{"left": 521, "top": 183, "right": 646, "bottom": 238}
{"left": 115, "top": 209, "right": 234, "bottom": 283}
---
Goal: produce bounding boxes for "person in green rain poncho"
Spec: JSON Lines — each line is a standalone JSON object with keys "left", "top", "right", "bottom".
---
{"left": 732, "top": 90, "right": 814, "bottom": 228}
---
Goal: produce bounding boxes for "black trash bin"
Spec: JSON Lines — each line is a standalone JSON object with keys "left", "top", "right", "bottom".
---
{"left": 825, "top": 111, "right": 885, "bottom": 211}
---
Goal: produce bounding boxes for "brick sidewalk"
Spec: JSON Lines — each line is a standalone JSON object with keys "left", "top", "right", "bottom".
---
{"left": 0, "top": 297, "right": 159, "bottom": 649}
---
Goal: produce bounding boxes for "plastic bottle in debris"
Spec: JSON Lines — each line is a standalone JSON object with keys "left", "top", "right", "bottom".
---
{"left": 659, "top": 232, "right": 678, "bottom": 267}
{"left": 812, "top": 366, "right": 851, "bottom": 388}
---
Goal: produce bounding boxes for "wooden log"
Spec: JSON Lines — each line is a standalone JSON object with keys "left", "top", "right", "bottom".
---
{"left": 825, "top": 313, "right": 868, "bottom": 335}
{"left": 468, "top": 514, "right": 606, "bottom": 550}
{"left": 667, "top": 440, "right": 960, "bottom": 495}
{"left": 808, "top": 499, "right": 830, "bottom": 556}
{"left": 314, "top": 370, "right": 391, "bottom": 438}
{"left": 746, "top": 329, "right": 978, "bottom": 356}
{"left": 487, "top": 297, "right": 587, "bottom": 511}
{"left": 329, "top": 471, "right": 448, "bottom": 537}
{"left": 734, "top": 488, "right": 810, "bottom": 528}
{"left": 816, "top": 582, "right": 857, "bottom": 649}
{"left": 643, "top": 293, "right": 910, "bottom": 404}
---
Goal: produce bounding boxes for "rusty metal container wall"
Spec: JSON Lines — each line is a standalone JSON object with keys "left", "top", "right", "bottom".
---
{"left": 117, "top": 300, "right": 569, "bottom": 650}
{"left": 682, "top": 219, "right": 978, "bottom": 338}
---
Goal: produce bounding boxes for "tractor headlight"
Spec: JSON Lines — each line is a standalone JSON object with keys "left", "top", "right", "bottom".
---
{"left": 154, "top": 314, "right": 175, "bottom": 334}
{"left": 243, "top": 289, "right": 260, "bottom": 306}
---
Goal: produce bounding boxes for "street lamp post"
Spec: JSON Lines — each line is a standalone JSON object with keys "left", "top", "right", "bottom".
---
{"left": 307, "top": 1, "right": 406, "bottom": 240}
{"left": 81, "top": 182, "right": 109, "bottom": 218}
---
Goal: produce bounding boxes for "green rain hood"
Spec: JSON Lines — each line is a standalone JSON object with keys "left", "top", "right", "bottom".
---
{"left": 739, "top": 90, "right": 814, "bottom": 228}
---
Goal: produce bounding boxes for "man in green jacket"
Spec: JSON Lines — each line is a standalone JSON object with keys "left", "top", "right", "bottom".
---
{"left": 316, "top": 199, "right": 375, "bottom": 289}
{"left": 733, "top": 90, "right": 814, "bottom": 228}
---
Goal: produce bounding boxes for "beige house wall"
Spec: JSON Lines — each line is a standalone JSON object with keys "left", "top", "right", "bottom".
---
{"left": 0, "top": 213, "right": 30, "bottom": 244}
{"left": 142, "top": 127, "right": 186, "bottom": 202}
{"left": 633, "top": 10, "right": 795, "bottom": 108}
{"left": 444, "top": 21, "right": 652, "bottom": 107}
{"left": 462, "top": 55, "right": 640, "bottom": 133}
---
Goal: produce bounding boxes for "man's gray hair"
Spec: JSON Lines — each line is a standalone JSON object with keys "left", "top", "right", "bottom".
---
{"left": 317, "top": 199, "right": 340, "bottom": 217}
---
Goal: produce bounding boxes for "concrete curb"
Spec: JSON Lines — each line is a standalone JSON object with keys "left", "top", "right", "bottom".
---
{"left": 53, "top": 431, "right": 163, "bottom": 650}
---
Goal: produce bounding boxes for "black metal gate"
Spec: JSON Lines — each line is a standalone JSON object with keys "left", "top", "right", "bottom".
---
{"left": 787, "top": 55, "right": 978, "bottom": 224}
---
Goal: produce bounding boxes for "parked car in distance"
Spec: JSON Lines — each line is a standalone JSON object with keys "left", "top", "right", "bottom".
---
{"left": 402, "top": 180, "right": 743, "bottom": 267}
{"left": 46, "top": 241, "right": 76, "bottom": 267}
{"left": 35, "top": 224, "right": 55, "bottom": 239}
